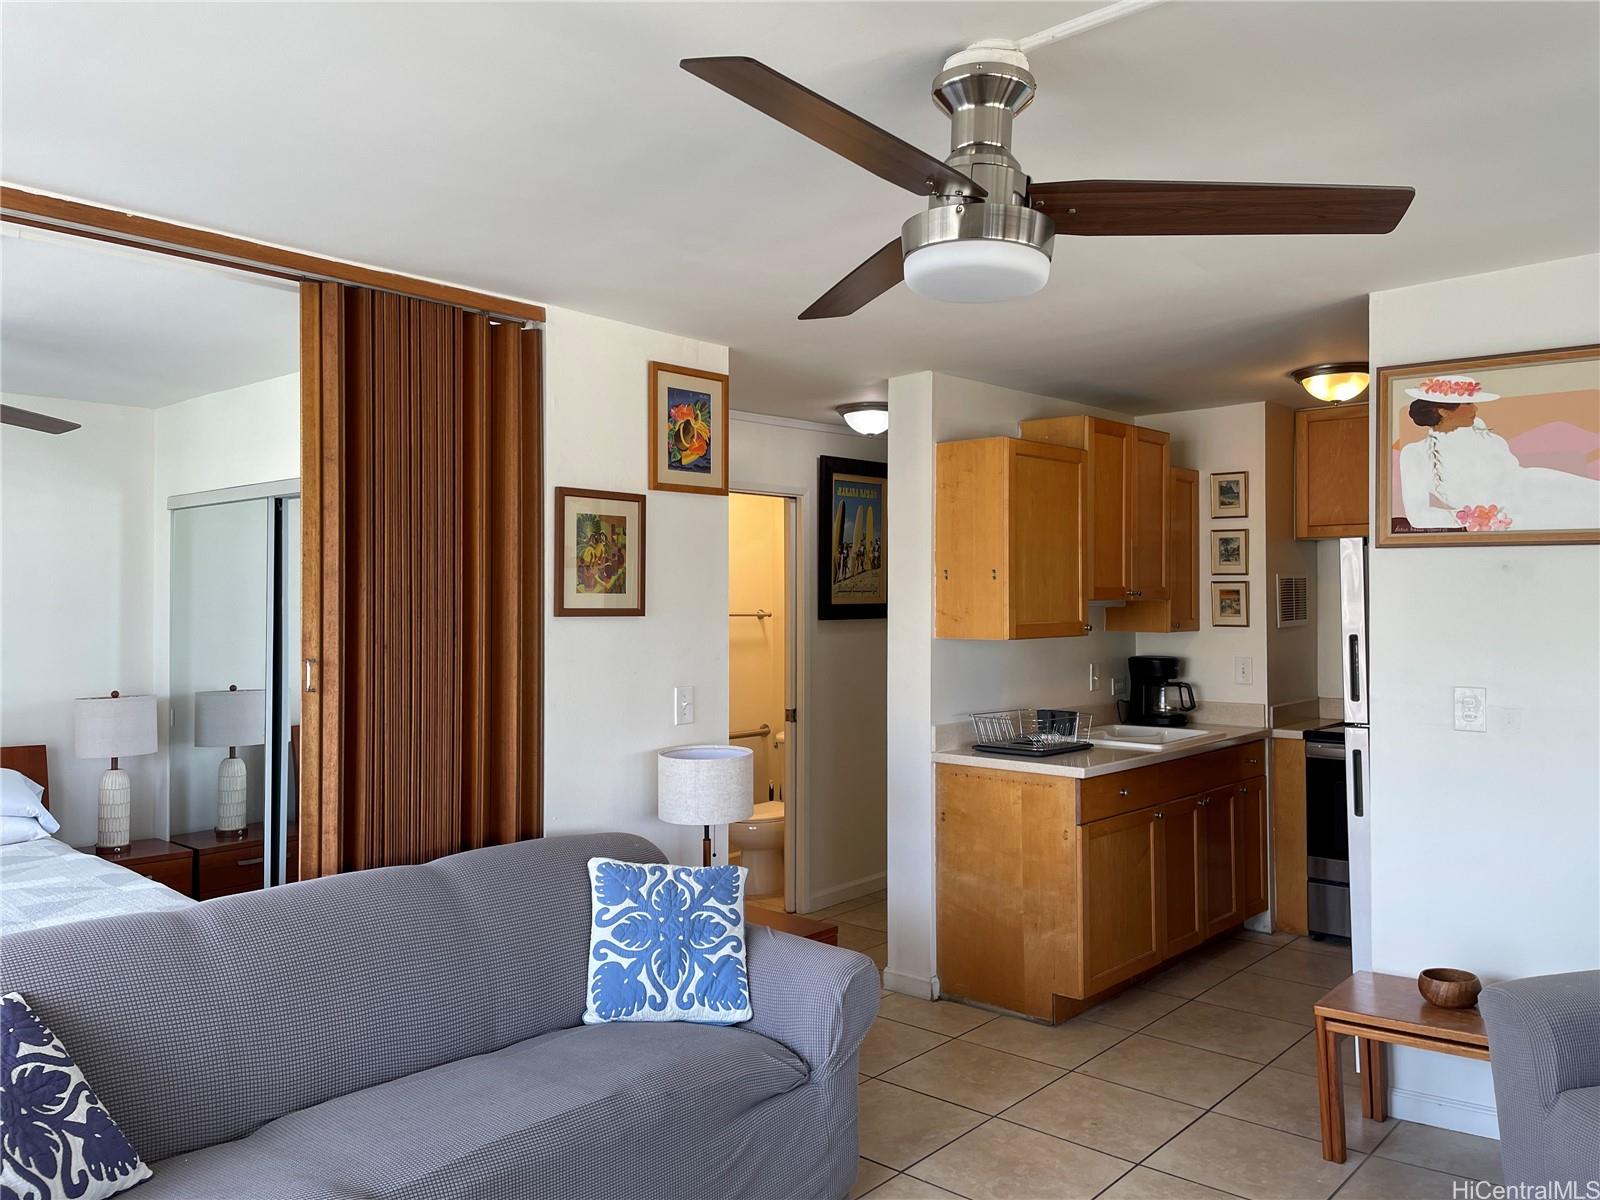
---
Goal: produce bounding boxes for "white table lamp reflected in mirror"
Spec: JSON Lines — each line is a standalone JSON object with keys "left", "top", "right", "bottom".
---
{"left": 657, "top": 745, "right": 754, "bottom": 867}
{"left": 73, "top": 691, "right": 158, "bottom": 852}
{"left": 194, "top": 685, "right": 265, "bottom": 838}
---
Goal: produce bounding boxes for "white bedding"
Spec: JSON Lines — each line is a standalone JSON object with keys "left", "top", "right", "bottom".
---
{"left": 0, "top": 835, "right": 194, "bottom": 935}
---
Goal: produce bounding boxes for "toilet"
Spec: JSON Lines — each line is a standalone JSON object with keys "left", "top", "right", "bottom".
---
{"left": 730, "top": 799, "right": 784, "bottom": 897}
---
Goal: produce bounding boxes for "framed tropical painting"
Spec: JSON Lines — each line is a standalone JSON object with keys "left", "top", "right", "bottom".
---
{"left": 555, "top": 487, "right": 645, "bottom": 616}
{"left": 818, "top": 456, "right": 886, "bottom": 620}
{"left": 1376, "top": 345, "right": 1600, "bottom": 547}
{"left": 1210, "top": 581, "right": 1249, "bottom": 627}
{"left": 649, "top": 361, "right": 729, "bottom": 496}
{"left": 1210, "top": 529, "right": 1248, "bottom": 575}
{"left": 1210, "top": 471, "right": 1248, "bottom": 518}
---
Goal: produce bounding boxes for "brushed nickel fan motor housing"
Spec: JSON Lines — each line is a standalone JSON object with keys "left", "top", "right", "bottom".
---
{"left": 900, "top": 201, "right": 1055, "bottom": 262}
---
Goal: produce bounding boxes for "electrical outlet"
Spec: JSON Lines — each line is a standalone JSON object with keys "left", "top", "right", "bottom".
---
{"left": 1233, "top": 656, "right": 1253, "bottom": 686}
{"left": 1454, "top": 686, "right": 1487, "bottom": 732}
{"left": 674, "top": 685, "right": 695, "bottom": 726}
{"left": 1089, "top": 663, "right": 1102, "bottom": 692}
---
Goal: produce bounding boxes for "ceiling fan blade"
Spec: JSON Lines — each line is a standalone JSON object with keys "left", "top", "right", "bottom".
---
{"left": 1028, "top": 180, "right": 1414, "bottom": 235}
{"left": 1, "top": 404, "right": 80, "bottom": 434}
{"left": 799, "top": 238, "right": 904, "bottom": 320}
{"left": 681, "top": 56, "right": 985, "bottom": 200}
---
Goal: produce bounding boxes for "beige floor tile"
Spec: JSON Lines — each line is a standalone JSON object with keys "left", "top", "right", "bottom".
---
{"left": 1234, "top": 930, "right": 1300, "bottom": 948}
{"left": 1078, "top": 1033, "right": 1261, "bottom": 1108}
{"left": 1336, "top": 1154, "right": 1470, "bottom": 1199}
{"left": 848, "top": 899, "right": 888, "bottom": 931}
{"left": 866, "top": 944, "right": 888, "bottom": 971}
{"left": 1244, "top": 947, "right": 1355, "bottom": 990}
{"left": 1214, "top": 1066, "right": 1392, "bottom": 1153}
{"left": 1374, "top": 1121, "right": 1504, "bottom": 1184}
{"left": 879, "top": 992, "right": 996, "bottom": 1036}
{"left": 1197, "top": 971, "right": 1327, "bottom": 1027}
{"left": 859, "top": 1017, "right": 949, "bottom": 1077}
{"left": 1147, "top": 1112, "right": 1360, "bottom": 1200}
{"left": 959, "top": 1013, "right": 1128, "bottom": 1069}
{"left": 1190, "top": 939, "right": 1278, "bottom": 970}
{"left": 1143, "top": 959, "right": 1239, "bottom": 999}
{"left": 862, "top": 1175, "right": 964, "bottom": 1200}
{"left": 807, "top": 897, "right": 879, "bottom": 920}
{"left": 1144, "top": 1000, "right": 1307, "bottom": 1063}
{"left": 851, "top": 1158, "right": 897, "bottom": 1199}
{"left": 837, "top": 921, "right": 888, "bottom": 952}
{"left": 857, "top": 1079, "right": 986, "bottom": 1170}
{"left": 1271, "top": 1029, "right": 1357, "bottom": 1079}
{"left": 1288, "top": 936, "right": 1354, "bottom": 965}
{"left": 1086, "top": 987, "right": 1189, "bottom": 1030}
{"left": 749, "top": 894, "right": 786, "bottom": 911}
{"left": 882, "top": 1038, "right": 1064, "bottom": 1114}
{"left": 907, "top": 1118, "right": 1131, "bottom": 1200}
{"left": 868, "top": 888, "right": 887, "bottom": 901}
{"left": 1003, "top": 1072, "right": 1205, "bottom": 1162}
{"left": 1098, "top": 1166, "right": 1244, "bottom": 1200}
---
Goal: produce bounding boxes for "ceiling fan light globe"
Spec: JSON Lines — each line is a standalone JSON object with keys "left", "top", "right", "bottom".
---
{"left": 1291, "top": 362, "right": 1370, "bottom": 403}
{"left": 902, "top": 239, "right": 1051, "bottom": 304}
{"left": 837, "top": 403, "right": 889, "bottom": 436}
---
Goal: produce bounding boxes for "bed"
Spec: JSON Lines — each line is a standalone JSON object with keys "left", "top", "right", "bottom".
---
{"left": 1, "top": 744, "right": 194, "bottom": 935}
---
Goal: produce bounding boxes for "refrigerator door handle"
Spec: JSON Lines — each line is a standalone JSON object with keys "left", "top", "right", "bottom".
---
{"left": 1351, "top": 746, "right": 1364, "bottom": 817}
{"left": 1347, "top": 634, "right": 1362, "bottom": 705}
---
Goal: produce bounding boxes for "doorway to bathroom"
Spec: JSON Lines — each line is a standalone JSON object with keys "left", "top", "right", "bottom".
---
{"left": 728, "top": 491, "right": 800, "bottom": 912}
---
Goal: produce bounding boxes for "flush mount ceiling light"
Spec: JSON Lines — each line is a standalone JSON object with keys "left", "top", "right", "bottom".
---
{"left": 837, "top": 401, "right": 889, "bottom": 436}
{"left": 1292, "top": 362, "right": 1370, "bottom": 403}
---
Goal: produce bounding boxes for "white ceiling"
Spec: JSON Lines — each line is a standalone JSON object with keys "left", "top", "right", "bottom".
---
{"left": 0, "top": 229, "right": 300, "bottom": 407}
{"left": 4, "top": 2, "right": 1595, "bottom": 421}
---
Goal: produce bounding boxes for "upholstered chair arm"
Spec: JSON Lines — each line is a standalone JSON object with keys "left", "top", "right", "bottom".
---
{"left": 742, "top": 926, "right": 880, "bottom": 1080}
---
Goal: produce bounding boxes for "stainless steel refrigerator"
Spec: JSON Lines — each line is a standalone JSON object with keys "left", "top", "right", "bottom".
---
{"left": 1339, "top": 537, "right": 1373, "bottom": 972}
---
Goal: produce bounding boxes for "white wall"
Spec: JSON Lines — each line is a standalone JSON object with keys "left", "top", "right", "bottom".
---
{"left": 730, "top": 413, "right": 888, "bottom": 910}
{"left": 1263, "top": 402, "right": 1320, "bottom": 706}
{"left": 1367, "top": 253, "right": 1600, "bottom": 1136}
{"left": 0, "top": 394, "right": 159, "bottom": 845}
{"left": 540, "top": 305, "right": 729, "bottom": 867}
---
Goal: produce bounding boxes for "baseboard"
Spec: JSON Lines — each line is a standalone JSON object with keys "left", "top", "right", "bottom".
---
{"left": 1386, "top": 1087, "right": 1501, "bottom": 1139}
{"left": 805, "top": 871, "right": 885, "bottom": 913}
{"left": 883, "top": 968, "right": 936, "bottom": 1000}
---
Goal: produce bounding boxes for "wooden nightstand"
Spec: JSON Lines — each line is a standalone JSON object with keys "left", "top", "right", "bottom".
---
{"left": 76, "top": 839, "right": 196, "bottom": 897}
{"left": 171, "top": 823, "right": 299, "bottom": 900}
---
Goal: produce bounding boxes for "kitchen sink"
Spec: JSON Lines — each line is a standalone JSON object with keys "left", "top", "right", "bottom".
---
{"left": 1090, "top": 724, "right": 1219, "bottom": 750}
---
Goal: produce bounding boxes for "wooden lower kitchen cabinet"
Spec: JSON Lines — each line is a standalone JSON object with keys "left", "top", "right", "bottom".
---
{"left": 936, "top": 739, "right": 1269, "bottom": 1021}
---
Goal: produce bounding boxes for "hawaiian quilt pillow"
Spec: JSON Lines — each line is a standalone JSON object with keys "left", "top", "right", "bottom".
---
{"left": 1, "top": 992, "right": 151, "bottom": 1199}
{"left": 583, "top": 857, "right": 752, "bottom": 1025}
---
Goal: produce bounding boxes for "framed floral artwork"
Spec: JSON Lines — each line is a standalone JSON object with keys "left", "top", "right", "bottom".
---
{"left": 1211, "top": 581, "right": 1249, "bottom": 627}
{"left": 649, "top": 361, "right": 729, "bottom": 496}
{"left": 1376, "top": 345, "right": 1600, "bottom": 547}
{"left": 1210, "top": 471, "right": 1248, "bottom": 518}
{"left": 1210, "top": 529, "right": 1248, "bottom": 575}
{"left": 555, "top": 487, "right": 645, "bottom": 616}
{"left": 818, "top": 455, "right": 886, "bottom": 620}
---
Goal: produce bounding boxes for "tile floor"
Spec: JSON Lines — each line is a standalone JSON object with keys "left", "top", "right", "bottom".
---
{"left": 787, "top": 907, "right": 1509, "bottom": 1200}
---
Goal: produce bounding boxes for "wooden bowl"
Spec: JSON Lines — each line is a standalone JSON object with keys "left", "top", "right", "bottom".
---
{"left": 1418, "top": 968, "right": 1482, "bottom": 1009}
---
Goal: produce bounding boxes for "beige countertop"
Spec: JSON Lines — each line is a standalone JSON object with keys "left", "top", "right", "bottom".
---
{"left": 931, "top": 724, "right": 1268, "bottom": 780}
{"left": 1270, "top": 718, "right": 1341, "bottom": 740}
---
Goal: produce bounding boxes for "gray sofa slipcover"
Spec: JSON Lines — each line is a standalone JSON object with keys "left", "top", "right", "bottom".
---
{"left": 1481, "top": 970, "right": 1600, "bottom": 1189}
{"left": 0, "top": 832, "right": 880, "bottom": 1200}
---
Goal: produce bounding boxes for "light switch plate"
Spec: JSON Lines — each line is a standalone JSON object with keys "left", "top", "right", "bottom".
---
{"left": 1089, "top": 663, "right": 1102, "bottom": 692}
{"left": 1454, "top": 686, "right": 1487, "bottom": 732}
{"left": 674, "top": 685, "right": 695, "bottom": 726}
{"left": 1233, "top": 656, "right": 1253, "bottom": 686}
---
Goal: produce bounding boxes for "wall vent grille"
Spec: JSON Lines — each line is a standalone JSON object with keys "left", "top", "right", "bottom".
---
{"left": 1276, "top": 575, "right": 1310, "bottom": 628}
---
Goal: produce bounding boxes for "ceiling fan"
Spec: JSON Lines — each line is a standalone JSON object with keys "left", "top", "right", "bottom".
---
{"left": 681, "top": 43, "right": 1414, "bottom": 320}
{"left": 1, "top": 404, "right": 79, "bottom": 434}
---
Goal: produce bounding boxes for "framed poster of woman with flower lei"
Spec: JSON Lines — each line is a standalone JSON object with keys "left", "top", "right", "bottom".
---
{"left": 649, "top": 361, "right": 729, "bottom": 496}
{"left": 1376, "top": 345, "right": 1600, "bottom": 547}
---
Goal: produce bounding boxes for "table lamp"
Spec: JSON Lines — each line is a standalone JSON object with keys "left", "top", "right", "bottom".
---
{"left": 657, "top": 745, "right": 754, "bottom": 867}
{"left": 195, "top": 685, "right": 265, "bottom": 838}
{"left": 73, "top": 691, "right": 158, "bottom": 853}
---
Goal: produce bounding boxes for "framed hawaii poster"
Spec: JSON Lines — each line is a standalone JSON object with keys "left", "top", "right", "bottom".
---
{"left": 1376, "top": 345, "right": 1600, "bottom": 547}
{"left": 555, "top": 487, "right": 645, "bottom": 616}
{"left": 818, "top": 456, "right": 886, "bottom": 620}
{"left": 649, "top": 361, "right": 729, "bottom": 496}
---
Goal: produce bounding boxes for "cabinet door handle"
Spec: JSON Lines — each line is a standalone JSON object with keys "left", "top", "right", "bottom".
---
{"left": 1118, "top": 788, "right": 1130, "bottom": 797}
{"left": 1198, "top": 797, "right": 1209, "bottom": 807}
{"left": 1083, "top": 623, "right": 1094, "bottom": 633}
{"left": 1153, "top": 811, "right": 1165, "bottom": 820}
{"left": 237, "top": 856, "right": 265, "bottom": 867}
{"left": 1237, "top": 785, "right": 1248, "bottom": 794}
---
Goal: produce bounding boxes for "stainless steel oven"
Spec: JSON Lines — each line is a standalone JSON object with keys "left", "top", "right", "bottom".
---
{"left": 1305, "top": 727, "right": 1352, "bottom": 939}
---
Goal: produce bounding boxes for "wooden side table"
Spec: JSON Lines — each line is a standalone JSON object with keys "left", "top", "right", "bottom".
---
{"left": 77, "top": 839, "right": 196, "bottom": 897}
{"left": 746, "top": 907, "right": 838, "bottom": 945}
{"left": 1313, "top": 971, "right": 1489, "bottom": 1163}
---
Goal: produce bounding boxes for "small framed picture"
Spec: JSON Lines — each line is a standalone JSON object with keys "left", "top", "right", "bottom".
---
{"left": 818, "top": 455, "right": 886, "bottom": 620}
{"left": 1210, "top": 471, "right": 1249, "bottom": 518}
{"left": 649, "top": 361, "right": 729, "bottom": 496}
{"left": 1210, "top": 530, "right": 1249, "bottom": 575}
{"left": 555, "top": 487, "right": 646, "bottom": 617}
{"left": 1211, "top": 581, "right": 1249, "bottom": 627}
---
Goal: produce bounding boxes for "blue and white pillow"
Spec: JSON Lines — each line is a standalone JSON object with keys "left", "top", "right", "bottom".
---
{"left": 583, "top": 857, "right": 752, "bottom": 1025}
{"left": 1, "top": 992, "right": 152, "bottom": 1199}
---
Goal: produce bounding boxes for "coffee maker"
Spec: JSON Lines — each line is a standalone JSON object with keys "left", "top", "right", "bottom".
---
{"left": 1125, "top": 655, "right": 1197, "bottom": 727}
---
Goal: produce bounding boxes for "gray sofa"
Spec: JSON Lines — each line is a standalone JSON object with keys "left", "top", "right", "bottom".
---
{"left": 1481, "top": 971, "right": 1600, "bottom": 1189}
{"left": 0, "top": 832, "right": 880, "bottom": 1200}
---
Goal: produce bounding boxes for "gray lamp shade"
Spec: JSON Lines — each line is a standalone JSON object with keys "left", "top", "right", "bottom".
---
{"left": 194, "top": 688, "right": 266, "bottom": 749}
{"left": 73, "top": 694, "right": 157, "bottom": 760}
{"left": 657, "top": 745, "right": 754, "bottom": 826}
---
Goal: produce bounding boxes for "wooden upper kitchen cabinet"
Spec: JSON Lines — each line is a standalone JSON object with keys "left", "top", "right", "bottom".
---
{"left": 1106, "top": 466, "right": 1199, "bottom": 634}
{"left": 1296, "top": 402, "right": 1369, "bottom": 538}
{"left": 935, "top": 437, "right": 1088, "bottom": 640}
{"left": 1019, "top": 415, "right": 1170, "bottom": 602}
